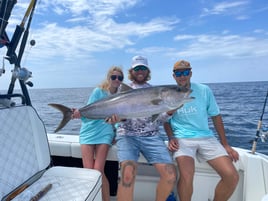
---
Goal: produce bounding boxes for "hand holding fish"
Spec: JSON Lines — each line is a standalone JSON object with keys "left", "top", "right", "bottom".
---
{"left": 71, "top": 108, "right": 81, "bottom": 119}
{"left": 166, "top": 109, "right": 177, "bottom": 116}
{"left": 105, "top": 114, "right": 121, "bottom": 124}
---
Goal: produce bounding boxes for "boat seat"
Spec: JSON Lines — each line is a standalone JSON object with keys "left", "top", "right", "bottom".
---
{"left": 0, "top": 105, "right": 102, "bottom": 201}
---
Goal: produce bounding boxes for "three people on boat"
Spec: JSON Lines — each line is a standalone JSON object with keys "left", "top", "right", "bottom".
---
{"left": 73, "top": 56, "right": 239, "bottom": 201}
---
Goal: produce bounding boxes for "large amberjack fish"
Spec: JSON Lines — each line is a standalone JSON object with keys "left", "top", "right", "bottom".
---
{"left": 49, "top": 84, "right": 194, "bottom": 132}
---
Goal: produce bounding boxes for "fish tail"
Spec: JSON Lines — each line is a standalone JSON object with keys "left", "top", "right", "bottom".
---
{"left": 48, "top": 103, "right": 73, "bottom": 132}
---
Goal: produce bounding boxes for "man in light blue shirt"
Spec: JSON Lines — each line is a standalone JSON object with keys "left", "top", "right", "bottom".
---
{"left": 170, "top": 81, "right": 219, "bottom": 139}
{"left": 164, "top": 59, "right": 239, "bottom": 201}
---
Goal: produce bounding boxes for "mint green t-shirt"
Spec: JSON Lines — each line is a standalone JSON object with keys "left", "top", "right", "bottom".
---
{"left": 79, "top": 87, "right": 115, "bottom": 145}
{"left": 170, "top": 83, "right": 220, "bottom": 138}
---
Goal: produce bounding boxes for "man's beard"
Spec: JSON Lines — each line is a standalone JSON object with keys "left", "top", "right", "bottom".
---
{"left": 133, "top": 75, "right": 148, "bottom": 84}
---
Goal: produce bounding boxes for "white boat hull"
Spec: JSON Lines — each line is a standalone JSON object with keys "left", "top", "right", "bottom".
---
{"left": 48, "top": 133, "right": 268, "bottom": 201}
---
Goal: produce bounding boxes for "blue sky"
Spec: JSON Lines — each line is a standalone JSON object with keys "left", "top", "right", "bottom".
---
{"left": 1, "top": 0, "right": 268, "bottom": 89}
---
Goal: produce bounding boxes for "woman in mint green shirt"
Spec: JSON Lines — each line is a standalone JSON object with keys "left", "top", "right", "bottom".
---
{"left": 73, "top": 66, "right": 123, "bottom": 201}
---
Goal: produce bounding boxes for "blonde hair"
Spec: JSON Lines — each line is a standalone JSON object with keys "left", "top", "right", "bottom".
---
{"left": 99, "top": 66, "right": 124, "bottom": 91}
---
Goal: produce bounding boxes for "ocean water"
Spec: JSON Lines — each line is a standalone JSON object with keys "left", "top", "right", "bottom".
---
{"left": 28, "top": 81, "right": 268, "bottom": 155}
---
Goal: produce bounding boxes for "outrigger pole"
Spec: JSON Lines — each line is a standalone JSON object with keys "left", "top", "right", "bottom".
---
{"left": 251, "top": 89, "right": 268, "bottom": 154}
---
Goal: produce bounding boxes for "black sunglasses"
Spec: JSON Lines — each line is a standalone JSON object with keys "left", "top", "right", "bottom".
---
{"left": 110, "top": 75, "right": 123, "bottom": 81}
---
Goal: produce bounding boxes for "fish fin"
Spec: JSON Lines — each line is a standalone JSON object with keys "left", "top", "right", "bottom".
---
{"left": 151, "top": 99, "right": 162, "bottom": 105}
{"left": 48, "top": 103, "right": 73, "bottom": 132}
{"left": 120, "top": 83, "right": 133, "bottom": 92}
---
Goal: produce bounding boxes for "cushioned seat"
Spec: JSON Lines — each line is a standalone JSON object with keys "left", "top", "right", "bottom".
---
{"left": 0, "top": 106, "right": 102, "bottom": 201}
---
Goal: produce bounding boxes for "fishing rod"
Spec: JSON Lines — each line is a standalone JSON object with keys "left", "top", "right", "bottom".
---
{"left": 6, "top": 0, "right": 38, "bottom": 106}
{"left": 251, "top": 89, "right": 268, "bottom": 154}
{"left": 6, "top": 0, "right": 36, "bottom": 64}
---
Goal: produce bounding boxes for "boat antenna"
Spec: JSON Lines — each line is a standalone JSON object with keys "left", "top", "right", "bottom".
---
{"left": 251, "top": 89, "right": 268, "bottom": 154}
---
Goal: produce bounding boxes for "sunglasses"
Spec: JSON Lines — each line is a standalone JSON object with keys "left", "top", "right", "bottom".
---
{"left": 173, "top": 69, "right": 191, "bottom": 77}
{"left": 133, "top": 66, "right": 148, "bottom": 72}
{"left": 110, "top": 75, "right": 123, "bottom": 81}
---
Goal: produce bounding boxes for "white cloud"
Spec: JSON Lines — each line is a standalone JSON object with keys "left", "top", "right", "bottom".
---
{"left": 172, "top": 33, "right": 268, "bottom": 59}
{"left": 27, "top": 16, "right": 179, "bottom": 62}
{"left": 1, "top": 0, "right": 267, "bottom": 89}
{"left": 201, "top": 1, "right": 249, "bottom": 17}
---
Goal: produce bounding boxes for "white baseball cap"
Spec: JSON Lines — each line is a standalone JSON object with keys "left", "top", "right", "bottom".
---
{"left": 131, "top": 55, "right": 149, "bottom": 68}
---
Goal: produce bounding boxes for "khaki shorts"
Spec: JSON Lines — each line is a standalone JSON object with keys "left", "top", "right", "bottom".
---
{"left": 173, "top": 137, "right": 228, "bottom": 162}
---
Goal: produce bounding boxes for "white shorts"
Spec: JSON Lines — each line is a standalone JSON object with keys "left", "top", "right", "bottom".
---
{"left": 173, "top": 137, "right": 228, "bottom": 162}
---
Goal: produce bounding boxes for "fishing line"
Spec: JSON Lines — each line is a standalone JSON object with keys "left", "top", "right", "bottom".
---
{"left": 251, "top": 89, "right": 268, "bottom": 154}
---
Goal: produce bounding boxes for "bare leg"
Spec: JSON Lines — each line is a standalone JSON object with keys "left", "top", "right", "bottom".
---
{"left": 101, "top": 174, "right": 110, "bottom": 201}
{"left": 117, "top": 161, "right": 137, "bottom": 201}
{"left": 176, "top": 156, "right": 195, "bottom": 201}
{"left": 81, "top": 144, "right": 95, "bottom": 168}
{"left": 95, "top": 144, "right": 111, "bottom": 201}
{"left": 208, "top": 156, "right": 239, "bottom": 201}
{"left": 81, "top": 144, "right": 111, "bottom": 201}
{"left": 154, "top": 163, "right": 177, "bottom": 201}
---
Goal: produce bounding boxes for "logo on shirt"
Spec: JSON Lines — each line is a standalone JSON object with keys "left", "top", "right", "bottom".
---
{"left": 177, "top": 105, "right": 197, "bottom": 114}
